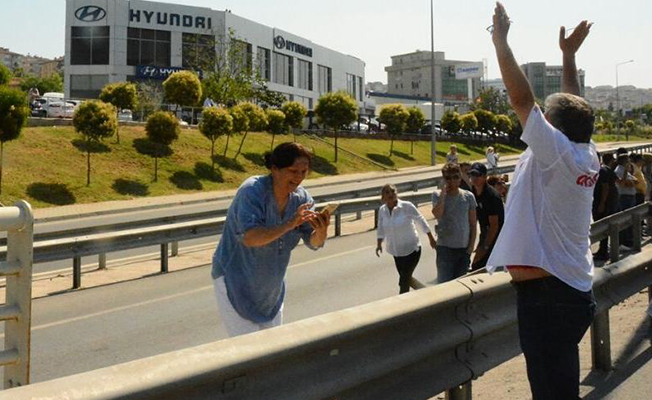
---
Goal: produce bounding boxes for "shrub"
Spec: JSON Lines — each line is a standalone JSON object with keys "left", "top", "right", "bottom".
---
{"left": 72, "top": 101, "right": 117, "bottom": 186}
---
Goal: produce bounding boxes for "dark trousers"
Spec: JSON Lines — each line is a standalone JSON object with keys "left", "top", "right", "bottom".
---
{"left": 619, "top": 194, "right": 636, "bottom": 247}
{"left": 436, "top": 246, "right": 470, "bottom": 283}
{"left": 393, "top": 247, "right": 421, "bottom": 294}
{"left": 593, "top": 205, "right": 617, "bottom": 257}
{"left": 514, "top": 276, "right": 595, "bottom": 400}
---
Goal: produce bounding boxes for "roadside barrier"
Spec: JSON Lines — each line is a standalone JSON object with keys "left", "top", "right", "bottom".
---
{"left": 0, "top": 201, "right": 34, "bottom": 389}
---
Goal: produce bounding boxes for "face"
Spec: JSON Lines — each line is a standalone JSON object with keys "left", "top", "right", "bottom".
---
{"left": 460, "top": 165, "right": 470, "bottom": 175}
{"left": 381, "top": 190, "right": 398, "bottom": 207}
{"left": 271, "top": 157, "right": 310, "bottom": 193}
{"left": 469, "top": 173, "right": 486, "bottom": 188}
{"left": 443, "top": 172, "right": 461, "bottom": 190}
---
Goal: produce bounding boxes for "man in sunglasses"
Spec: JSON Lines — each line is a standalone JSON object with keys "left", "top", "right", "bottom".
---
{"left": 431, "top": 163, "right": 477, "bottom": 282}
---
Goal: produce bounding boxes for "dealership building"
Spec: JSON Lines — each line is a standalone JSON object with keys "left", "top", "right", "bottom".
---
{"left": 64, "top": 0, "right": 368, "bottom": 113}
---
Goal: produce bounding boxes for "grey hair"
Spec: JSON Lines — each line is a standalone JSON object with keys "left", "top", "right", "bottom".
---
{"left": 543, "top": 93, "right": 595, "bottom": 143}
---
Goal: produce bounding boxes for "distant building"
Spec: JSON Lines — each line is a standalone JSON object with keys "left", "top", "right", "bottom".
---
{"left": 520, "top": 62, "right": 585, "bottom": 100}
{"left": 484, "top": 78, "right": 506, "bottom": 94}
{"left": 0, "top": 47, "right": 57, "bottom": 77}
{"left": 40, "top": 57, "right": 65, "bottom": 78}
{"left": 365, "top": 81, "right": 387, "bottom": 94}
{"left": 385, "top": 50, "right": 482, "bottom": 106}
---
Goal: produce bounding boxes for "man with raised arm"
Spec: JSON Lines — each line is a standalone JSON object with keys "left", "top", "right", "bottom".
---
{"left": 486, "top": 3, "right": 599, "bottom": 399}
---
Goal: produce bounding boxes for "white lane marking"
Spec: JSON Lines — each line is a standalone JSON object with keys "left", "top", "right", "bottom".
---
{"left": 16, "top": 244, "right": 375, "bottom": 333}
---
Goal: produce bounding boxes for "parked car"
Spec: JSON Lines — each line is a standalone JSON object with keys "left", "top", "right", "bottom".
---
{"left": 118, "top": 109, "right": 133, "bottom": 122}
{"left": 31, "top": 98, "right": 48, "bottom": 117}
{"left": 420, "top": 122, "right": 443, "bottom": 135}
{"left": 47, "top": 101, "right": 76, "bottom": 118}
{"left": 345, "top": 121, "right": 370, "bottom": 132}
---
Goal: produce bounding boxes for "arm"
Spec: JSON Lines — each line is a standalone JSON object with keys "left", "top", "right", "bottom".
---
{"left": 243, "top": 202, "right": 314, "bottom": 247}
{"left": 308, "top": 211, "right": 330, "bottom": 248}
{"left": 467, "top": 209, "right": 477, "bottom": 255}
{"left": 484, "top": 215, "right": 501, "bottom": 249}
{"left": 559, "top": 21, "right": 592, "bottom": 95}
{"left": 597, "top": 183, "right": 609, "bottom": 213}
{"left": 432, "top": 187, "right": 446, "bottom": 219}
{"left": 376, "top": 238, "right": 383, "bottom": 257}
{"left": 491, "top": 2, "right": 534, "bottom": 127}
{"left": 408, "top": 202, "right": 437, "bottom": 249}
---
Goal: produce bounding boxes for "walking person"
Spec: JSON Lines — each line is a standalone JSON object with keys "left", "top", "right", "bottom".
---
{"left": 376, "top": 184, "right": 436, "bottom": 294}
{"left": 486, "top": 146, "right": 500, "bottom": 172}
{"left": 447, "top": 145, "right": 459, "bottom": 164}
{"left": 432, "top": 163, "right": 477, "bottom": 283}
{"left": 592, "top": 153, "right": 619, "bottom": 261}
{"left": 631, "top": 153, "right": 647, "bottom": 205}
{"left": 469, "top": 162, "right": 504, "bottom": 271}
{"left": 487, "top": 4, "right": 598, "bottom": 399}
{"left": 211, "top": 142, "right": 330, "bottom": 337}
{"left": 615, "top": 153, "right": 637, "bottom": 247}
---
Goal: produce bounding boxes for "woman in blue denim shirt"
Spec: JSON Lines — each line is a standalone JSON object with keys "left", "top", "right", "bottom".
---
{"left": 212, "top": 142, "right": 330, "bottom": 337}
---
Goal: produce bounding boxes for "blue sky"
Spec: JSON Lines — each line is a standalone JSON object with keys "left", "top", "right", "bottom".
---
{"left": 2, "top": 0, "right": 650, "bottom": 88}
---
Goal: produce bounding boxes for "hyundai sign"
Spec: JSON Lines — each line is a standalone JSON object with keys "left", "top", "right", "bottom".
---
{"left": 75, "top": 6, "right": 106, "bottom": 22}
{"left": 454, "top": 62, "right": 483, "bottom": 79}
{"left": 137, "top": 65, "right": 202, "bottom": 80}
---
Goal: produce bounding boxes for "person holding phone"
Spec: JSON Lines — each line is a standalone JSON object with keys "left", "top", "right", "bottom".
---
{"left": 212, "top": 142, "right": 330, "bottom": 337}
{"left": 432, "top": 163, "right": 477, "bottom": 283}
{"left": 376, "top": 184, "right": 436, "bottom": 294}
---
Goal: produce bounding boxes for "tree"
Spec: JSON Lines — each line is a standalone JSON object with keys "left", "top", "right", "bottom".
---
{"left": 163, "top": 71, "right": 202, "bottom": 112}
{"left": 266, "top": 108, "right": 286, "bottom": 150}
{"left": 495, "top": 114, "right": 513, "bottom": 136}
{"left": 441, "top": 110, "right": 462, "bottom": 135}
{"left": 199, "top": 107, "right": 233, "bottom": 170}
{"left": 234, "top": 102, "right": 267, "bottom": 159}
{"left": 460, "top": 113, "right": 478, "bottom": 136}
{"left": 135, "top": 81, "right": 165, "bottom": 121}
{"left": 281, "top": 101, "right": 307, "bottom": 141}
{"left": 472, "top": 87, "right": 510, "bottom": 115}
{"left": 99, "top": 82, "right": 138, "bottom": 143}
{"left": 72, "top": 101, "right": 117, "bottom": 186}
{"left": 0, "top": 65, "right": 11, "bottom": 86}
{"left": 315, "top": 91, "right": 358, "bottom": 162}
{"left": 145, "top": 111, "right": 180, "bottom": 182}
{"left": 625, "top": 119, "right": 636, "bottom": 140}
{"left": 253, "top": 84, "right": 287, "bottom": 109}
{"left": 226, "top": 104, "right": 248, "bottom": 156}
{"left": 406, "top": 106, "right": 426, "bottom": 133}
{"left": 19, "top": 73, "right": 63, "bottom": 94}
{"left": 379, "top": 104, "right": 409, "bottom": 156}
{"left": 0, "top": 87, "right": 29, "bottom": 194}
{"left": 474, "top": 109, "right": 497, "bottom": 137}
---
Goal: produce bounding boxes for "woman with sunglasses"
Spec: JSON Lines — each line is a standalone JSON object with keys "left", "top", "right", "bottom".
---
{"left": 376, "top": 184, "right": 436, "bottom": 294}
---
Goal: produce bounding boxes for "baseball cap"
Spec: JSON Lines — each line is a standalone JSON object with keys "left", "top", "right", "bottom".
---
{"left": 468, "top": 162, "right": 488, "bottom": 176}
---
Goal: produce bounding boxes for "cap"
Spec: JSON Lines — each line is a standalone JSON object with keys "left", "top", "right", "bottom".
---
{"left": 469, "top": 162, "right": 488, "bottom": 176}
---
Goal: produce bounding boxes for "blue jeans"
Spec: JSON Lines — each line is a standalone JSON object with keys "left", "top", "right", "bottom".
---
{"left": 436, "top": 246, "right": 470, "bottom": 283}
{"left": 514, "top": 276, "right": 595, "bottom": 400}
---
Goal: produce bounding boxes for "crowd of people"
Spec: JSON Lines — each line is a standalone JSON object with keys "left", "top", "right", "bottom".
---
{"left": 210, "top": 3, "right": 648, "bottom": 399}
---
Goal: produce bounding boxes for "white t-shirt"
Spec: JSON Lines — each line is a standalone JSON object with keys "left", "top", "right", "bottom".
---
{"left": 486, "top": 152, "right": 499, "bottom": 169}
{"left": 377, "top": 200, "right": 431, "bottom": 257}
{"left": 486, "top": 106, "right": 600, "bottom": 292}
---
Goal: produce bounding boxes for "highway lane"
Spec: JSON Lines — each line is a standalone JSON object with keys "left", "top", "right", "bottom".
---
{"left": 20, "top": 228, "right": 439, "bottom": 383}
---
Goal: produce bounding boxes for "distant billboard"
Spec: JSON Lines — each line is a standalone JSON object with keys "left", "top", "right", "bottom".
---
{"left": 454, "top": 62, "right": 483, "bottom": 79}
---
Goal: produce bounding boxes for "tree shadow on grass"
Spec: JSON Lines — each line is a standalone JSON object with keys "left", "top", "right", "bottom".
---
{"left": 170, "top": 171, "right": 203, "bottom": 190}
{"left": 242, "top": 152, "right": 266, "bottom": 167}
{"left": 393, "top": 150, "right": 415, "bottom": 161}
{"left": 311, "top": 154, "right": 338, "bottom": 175}
{"left": 133, "top": 138, "right": 173, "bottom": 158}
{"left": 26, "top": 183, "right": 76, "bottom": 205}
{"left": 194, "top": 162, "right": 224, "bottom": 183}
{"left": 112, "top": 179, "right": 149, "bottom": 197}
{"left": 214, "top": 155, "right": 245, "bottom": 172}
{"left": 367, "top": 153, "right": 395, "bottom": 167}
{"left": 71, "top": 139, "right": 111, "bottom": 154}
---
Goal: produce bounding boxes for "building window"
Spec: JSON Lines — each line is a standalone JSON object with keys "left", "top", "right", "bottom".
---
{"left": 318, "top": 65, "right": 332, "bottom": 93}
{"left": 273, "top": 52, "right": 293, "bottom": 87}
{"left": 232, "top": 39, "right": 253, "bottom": 73}
{"left": 297, "top": 59, "right": 312, "bottom": 91}
{"left": 71, "top": 26, "right": 110, "bottom": 65}
{"left": 346, "top": 73, "right": 356, "bottom": 99}
{"left": 70, "top": 74, "right": 109, "bottom": 98}
{"left": 357, "top": 76, "right": 363, "bottom": 101}
{"left": 182, "top": 33, "right": 215, "bottom": 69}
{"left": 257, "top": 46, "right": 271, "bottom": 81}
{"left": 127, "top": 28, "right": 170, "bottom": 67}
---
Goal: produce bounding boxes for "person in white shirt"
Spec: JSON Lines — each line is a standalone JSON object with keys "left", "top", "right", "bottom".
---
{"left": 376, "top": 184, "right": 436, "bottom": 294}
{"left": 488, "top": 3, "right": 598, "bottom": 399}
{"left": 486, "top": 146, "right": 499, "bottom": 171}
{"left": 447, "top": 145, "right": 459, "bottom": 164}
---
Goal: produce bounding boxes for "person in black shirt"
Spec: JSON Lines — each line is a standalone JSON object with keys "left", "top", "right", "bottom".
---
{"left": 459, "top": 162, "right": 472, "bottom": 192}
{"left": 469, "top": 162, "right": 504, "bottom": 270}
{"left": 592, "top": 153, "right": 619, "bottom": 260}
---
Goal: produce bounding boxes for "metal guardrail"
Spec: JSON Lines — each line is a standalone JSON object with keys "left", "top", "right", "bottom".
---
{"left": 0, "top": 201, "right": 34, "bottom": 389}
{"left": 2, "top": 244, "right": 650, "bottom": 399}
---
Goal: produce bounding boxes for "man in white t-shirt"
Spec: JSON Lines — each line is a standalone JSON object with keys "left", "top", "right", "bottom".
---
{"left": 488, "top": 3, "right": 598, "bottom": 399}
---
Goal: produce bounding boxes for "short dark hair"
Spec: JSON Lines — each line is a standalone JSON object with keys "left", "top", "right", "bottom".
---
{"left": 601, "top": 153, "right": 614, "bottom": 165}
{"left": 487, "top": 175, "right": 502, "bottom": 186}
{"left": 631, "top": 153, "right": 643, "bottom": 163}
{"left": 616, "top": 147, "right": 628, "bottom": 155}
{"left": 544, "top": 93, "right": 595, "bottom": 143}
{"left": 264, "top": 142, "right": 312, "bottom": 170}
{"left": 442, "top": 162, "right": 461, "bottom": 176}
{"left": 617, "top": 154, "right": 629, "bottom": 165}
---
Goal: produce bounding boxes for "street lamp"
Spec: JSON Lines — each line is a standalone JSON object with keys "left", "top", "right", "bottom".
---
{"left": 430, "top": 0, "right": 436, "bottom": 166}
{"left": 615, "top": 59, "right": 634, "bottom": 140}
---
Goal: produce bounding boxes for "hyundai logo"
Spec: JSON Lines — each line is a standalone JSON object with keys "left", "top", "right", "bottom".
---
{"left": 75, "top": 6, "right": 107, "bottom": 22}
{"left": 274, "top": 35, "right": 286, "bottom": 50}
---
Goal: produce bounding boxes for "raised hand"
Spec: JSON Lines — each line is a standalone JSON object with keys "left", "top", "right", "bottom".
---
{"left": 491, "top": 2, "right": 511, "bottom": 46}
{"left": 559, "top": 20, "right": 593, "bottom": 56}
{"left": 288, "top": 202, "right": 315, "bottom": 229}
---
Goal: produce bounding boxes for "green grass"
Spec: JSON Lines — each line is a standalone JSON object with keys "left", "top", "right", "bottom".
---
{"left": 592, "top": 134, "right": 648, "bottom": 143}
{"left": 0, "top": 125, "right": 525, "bottom": 208}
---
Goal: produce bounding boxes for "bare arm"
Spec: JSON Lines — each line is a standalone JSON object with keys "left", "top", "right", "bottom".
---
{"left": 559, "top": 21, "right": 592, "bottom": 95}
{"left": 467, "top": 209, "right": 477, "bottom": 255}
{"left": 491, "top": 2, "right": 534, "bottom": 128}
{"left": 243, "top": 203, "right": 313, "bottom": 247}
{"left": 432, "top": 187, "right": 447, "bottom": 219}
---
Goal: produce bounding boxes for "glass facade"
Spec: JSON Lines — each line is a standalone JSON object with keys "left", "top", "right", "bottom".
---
{"left": 441, "top": 65, "right": 468, "bottom": 101}
{"left": 297, "top": 59, "right": 312, "bottom": 91}
{"left": 346, "top": 73, "right": 356, "bottom": 99}
{"left": 127, "top": 28, "right": 171, "bottom": 67}
{"left": 273, "top": 52, "right": 293, "bottom": 87}
{"left": 318, "top": 65, "right": 332, "bottom": 93}
{"left": 182, "top": 33, "right": 214, "bottom": 69}
{"left": 257, "top": 46, "right": 271, "bottom": 81}
{"left": 70, "top": 74, "right": 109, "bottom": 98}
{"left": 71, "top": 26, "right": 110, "bottom": 65}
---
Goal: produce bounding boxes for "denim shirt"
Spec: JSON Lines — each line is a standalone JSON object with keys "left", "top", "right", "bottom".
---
{"left": 212, "top": 175, "right": 318, "bottom": 323}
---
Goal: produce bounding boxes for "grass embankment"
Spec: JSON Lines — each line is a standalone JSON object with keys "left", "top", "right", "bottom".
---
{"left": 0, "top": 125, "right": 525, "bottom": 208}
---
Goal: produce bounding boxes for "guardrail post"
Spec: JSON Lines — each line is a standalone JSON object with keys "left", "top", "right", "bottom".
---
{"left": 609, "top": 223, "right": 620, "bottom": 263}
{"left": 160, "top": 243, "right": 169, "bottom": 273}
{"left": 632, "top": 214, "right": 642, "bottom": 252}
{"left": 355, "top": 194, "right": 362, "bottom": 220}
{"left": 335, "top": 212, "right": 342, "bottom": 237}
{"left": 171, "top": 241, "right": 179, "bottom": 257}
{"left": 1, "top": 200, "right": 34, "bottom": 388}
{"left": 98, "top": 253, "right": 107, "bottom": 270}
{"left": 590, "top": 310, "right": 612, "bottom": 371}
{"left": 446, "top": 382, "right": 472, "bottom": 400}
{"left": 73, "top": 256, "right": 81, "bottom": 289}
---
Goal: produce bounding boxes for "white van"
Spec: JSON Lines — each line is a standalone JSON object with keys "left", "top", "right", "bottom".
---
{"left": 42, "top": 92, "right": 65, "bottom": 100}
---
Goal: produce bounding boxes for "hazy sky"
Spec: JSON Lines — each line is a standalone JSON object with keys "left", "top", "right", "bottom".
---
{"left": 2, "top": 0, "right": 650, "bottom": 88}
